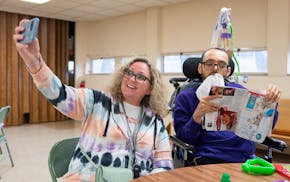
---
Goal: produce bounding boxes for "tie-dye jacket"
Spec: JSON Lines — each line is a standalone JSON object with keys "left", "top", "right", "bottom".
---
{"left": 31, "top": 64, "right": 173, "bottom": 181}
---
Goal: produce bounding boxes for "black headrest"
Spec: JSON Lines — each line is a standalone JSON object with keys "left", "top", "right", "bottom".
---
{"left": 183, "top": 57, "right": 235, "bottom": 79}
{"left": 228, "top": 58, "right": 235, "bottom": 76}
{"left": 183, "top": 57, "right": 202, "bottom": 80}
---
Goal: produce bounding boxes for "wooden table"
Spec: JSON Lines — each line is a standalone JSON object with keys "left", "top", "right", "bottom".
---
{"left": 132, "top": 163, "right": 289, "bottom": 182}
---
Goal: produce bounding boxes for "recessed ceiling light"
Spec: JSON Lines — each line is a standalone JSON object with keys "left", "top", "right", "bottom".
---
{"left": 20, "top": 0, "right": 50, "bottom": 4}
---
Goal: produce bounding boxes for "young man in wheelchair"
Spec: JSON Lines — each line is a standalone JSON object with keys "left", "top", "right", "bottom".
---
{"left": 173, "top": 48, "right": 281, "bottom": 165}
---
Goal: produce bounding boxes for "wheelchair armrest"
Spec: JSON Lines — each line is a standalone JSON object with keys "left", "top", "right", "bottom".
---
{"left": 170, "top": 135, "right": 195, "bottom": 151}
{"left": 169, "top": 77, "right": 188, "bottom": 84}
{"left": 169, "top": 78, "right": 188, "bottom": 89}
{"left": 261, "top": 136, "right": 288, "bottom": 152}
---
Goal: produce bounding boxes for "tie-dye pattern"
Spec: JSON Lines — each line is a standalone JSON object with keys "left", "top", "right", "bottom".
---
{"left": 31, "top": 64, "right": 173, "bottom": 181}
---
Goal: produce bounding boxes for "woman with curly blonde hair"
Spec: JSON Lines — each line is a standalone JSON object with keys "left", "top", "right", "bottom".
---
{"left": 108, "top": 58, "right": 169, "bottom": 117}
{"left": 14, "top": 19, "right": 173, "bottom": 181}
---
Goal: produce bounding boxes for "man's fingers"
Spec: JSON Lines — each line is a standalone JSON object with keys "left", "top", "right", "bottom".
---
{"left": 265, "top": 84, "right": 281, "bottom": 102}
{"left": 202, "top": 95, "right": 222, "bottom": 101}
{"left": 199, "top": 99, "right": 219, "bottom": 112}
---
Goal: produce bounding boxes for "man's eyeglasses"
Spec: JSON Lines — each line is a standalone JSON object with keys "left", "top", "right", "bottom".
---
{"left": 123, "top": 68, "right": 152, "bottom": 84}
{"left": 201, "top": 61, "right": 228, "bottom": 71}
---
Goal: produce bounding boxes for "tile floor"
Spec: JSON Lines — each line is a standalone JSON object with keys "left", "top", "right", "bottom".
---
{"left": 0, "top": 120, "right": 289, "bottom": 182}
{"left": 0, "top": 120, "right": 81, "bottom": 182}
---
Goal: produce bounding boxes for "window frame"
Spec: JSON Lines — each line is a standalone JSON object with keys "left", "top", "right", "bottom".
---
{"left": 159, "top": 48, "right": 268, "bottom": 75}
{"left": 85, "top": 57, "right": 115, "bottom": 75}
{"left": 232, "top": 48, "right": 268, "bottom": 75}
{"left": 159, "top": 52, "right": 202, "bottom": 73}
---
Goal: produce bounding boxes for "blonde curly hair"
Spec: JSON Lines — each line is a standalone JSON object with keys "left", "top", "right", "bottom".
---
{"left": 108, "top": 58, "right": 168, "bottom": 117}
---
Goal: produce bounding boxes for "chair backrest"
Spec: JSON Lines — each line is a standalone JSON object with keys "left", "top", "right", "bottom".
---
{"left": 182, "top": 57, "right": 202, "bottom": 81}
{"left": 0, "top": 106, "right": 11, "bottom": 126}
{"left": 168, "top": 57, "right": 202, "bottom": 111}
{"left": 48, "top": 137, "right": 79, "bottom": 182}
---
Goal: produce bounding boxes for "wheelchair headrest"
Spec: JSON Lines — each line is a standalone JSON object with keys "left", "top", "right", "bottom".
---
{"left": 183, "top": 57, "right": 235, "bottom": 80}
{"left": 228, "top": 58, "right": 235, "bottom": 76}
{"left": 183, "top": 57, "right": 202, "bottom": 80}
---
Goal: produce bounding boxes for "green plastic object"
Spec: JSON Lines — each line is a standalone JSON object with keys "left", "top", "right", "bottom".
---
{"left": 0, "top": 106, "right": 15, "bottom": 167}
{"left": 48, "top": 137, "right": 79, "bottom": 182}
{"left": 220, "top": 173, "right": 231, "bottom": 182}
{"left": 242, "top": 157, "right": 275, "bottom": 175}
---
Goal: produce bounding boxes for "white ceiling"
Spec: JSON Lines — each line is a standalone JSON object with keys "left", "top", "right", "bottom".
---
{"left": 0, "top": 0, "right": 190, "bottom": 22}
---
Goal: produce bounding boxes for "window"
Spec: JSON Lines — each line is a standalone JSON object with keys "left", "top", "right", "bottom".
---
{"left": 160, "top": 49, "right": 266, "bottom": 74}
{"left": 68, "top": 60, "right": 74, "bottom": 74}
{"left": 233, "top": 49, "right": 267, "bottom": 74}
{"left": 288, "top": 58, "right": 290, "bottom": 74}
{"left": 121, "top": 57, "right": 134, "bottom": 65}
{"left": 120, "top": 56, "right": 148, "bottom": 65}
{"left": 86, "top": 58, "right": 115, "bottom": 74}
{"left": 160, "top": 53, "right": 202, "bottom": 73}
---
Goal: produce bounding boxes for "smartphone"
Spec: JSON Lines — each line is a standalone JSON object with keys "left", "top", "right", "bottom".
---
{"left": 19, "top": 18, "right": 39, "bottom": 44}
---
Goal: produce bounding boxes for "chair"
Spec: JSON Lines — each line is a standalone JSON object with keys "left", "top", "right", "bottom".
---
{"left": 0, "top": 106, "right": 14, "bottom": 167}
{"left": 169, "top": 57, "right": 288, "bottom": 168}
{"left": 48, "top": 137, "right": 79, "bottom": 182}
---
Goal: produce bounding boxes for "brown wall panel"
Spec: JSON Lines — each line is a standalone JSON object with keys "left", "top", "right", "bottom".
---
{"left": 55, "top": 21, "right": 61, "bottom": 121}
{"left": 7, "top": 14, "right": 19, "bottom": 125}
{"left": 19, "top": 15, "right": 31, "bottom": 125}
{"left": 47, "top": 19, "right": 56, "bottom": 121}
{"left": 20, "top": 61, "right": 29, "bottom": 124}
{"left": 53, "top": 20, "right": 69, "bottom": 121}
{"left": 29, "top": 85, "right": 40, "bottom": 123}
{"left": 0, "top": 11, "right": 70, "bottom": 125}
{"left": 61, "top": 21, "right": 69, "bottom": 121}
{"left": 0, "top": 12, "right": 7, "bottom": 113}
{"left": 39, "top": 18, "right": 48, "bottom": 122}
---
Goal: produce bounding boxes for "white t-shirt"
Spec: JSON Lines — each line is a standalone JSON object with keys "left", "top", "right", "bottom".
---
{"left": 123, "top": 101, "right": 142, "bottom": 131}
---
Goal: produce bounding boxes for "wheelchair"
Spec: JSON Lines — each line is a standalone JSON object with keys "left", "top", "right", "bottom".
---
{"left": 168, "top": 57, "right": 288, "bottom": 168}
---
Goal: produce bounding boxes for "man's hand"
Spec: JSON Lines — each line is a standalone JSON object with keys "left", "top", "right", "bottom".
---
{"left": 193, "top": 95, "right": 222, "bottom": 124}
{"left": 265, "top": 84, "right": 281, "bottom": 103}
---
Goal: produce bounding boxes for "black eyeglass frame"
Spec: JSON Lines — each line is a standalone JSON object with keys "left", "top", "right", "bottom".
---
{"left": 123, "top": 68, "right": 152, "bottom": 84}
{"left": 201, "top": 61, "right": 229, "bottom": 70}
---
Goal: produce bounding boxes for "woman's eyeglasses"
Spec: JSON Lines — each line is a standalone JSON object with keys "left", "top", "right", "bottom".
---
{"left": 123, "top": 68, "right": 152, "bottom": 84}
{"left": 201, "top": 61, "right": 228, "bottom": 71}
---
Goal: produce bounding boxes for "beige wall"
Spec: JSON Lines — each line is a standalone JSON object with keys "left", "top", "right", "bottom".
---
{"left": 161, "top": 0, "right": 267, "bottom": 52}
{"left": 75, "top": 0, "right": 290, "bottom": 112}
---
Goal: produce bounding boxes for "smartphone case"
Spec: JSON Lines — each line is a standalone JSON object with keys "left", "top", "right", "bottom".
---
{"left": 19, "top": 18, "right": 39, "bottom": 44}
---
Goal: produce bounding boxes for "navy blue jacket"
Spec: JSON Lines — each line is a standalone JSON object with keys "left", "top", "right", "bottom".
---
{"left": 173, "top": 82, "right": 278, "bottom": 162}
